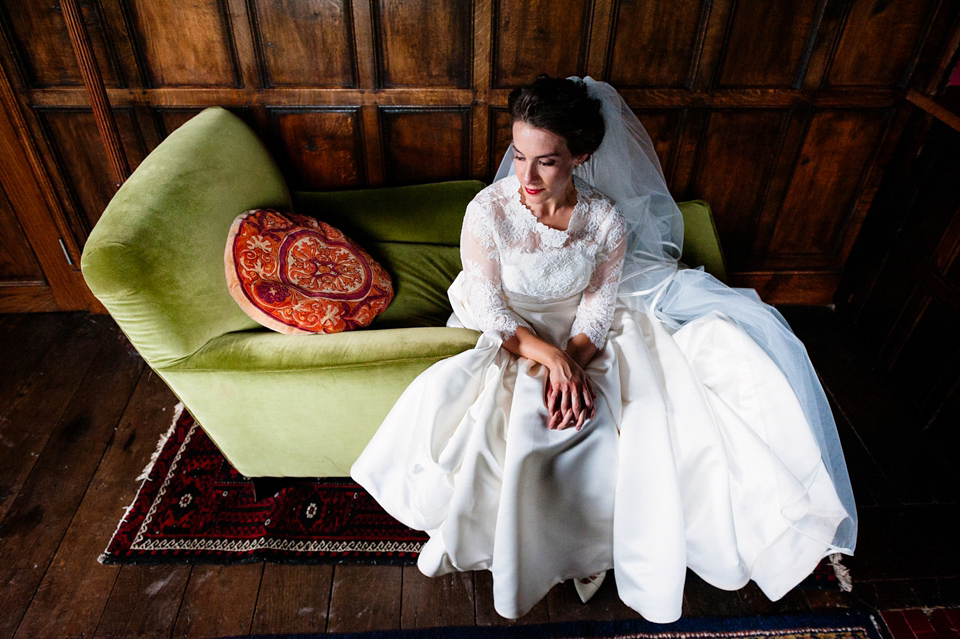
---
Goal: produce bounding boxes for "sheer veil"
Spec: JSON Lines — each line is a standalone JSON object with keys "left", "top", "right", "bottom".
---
{"left": 494, "top": 76, "right": 857, "bottom": 555}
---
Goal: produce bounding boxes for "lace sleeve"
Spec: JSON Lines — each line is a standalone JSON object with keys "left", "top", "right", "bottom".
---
{"left": 460, "top": 200, "right": 521, "bottom": 340}
{"left": 570, "top": 206, "right": 626, "bottom": 349}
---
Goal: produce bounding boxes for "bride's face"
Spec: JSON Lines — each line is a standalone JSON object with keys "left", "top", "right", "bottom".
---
{"left": 512, "top": 121, "right": 587, "bottom": 207}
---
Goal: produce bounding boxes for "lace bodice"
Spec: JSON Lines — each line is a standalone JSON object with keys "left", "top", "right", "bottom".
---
{"left": 460, "top": 174, "right": 626, "bottom": 348}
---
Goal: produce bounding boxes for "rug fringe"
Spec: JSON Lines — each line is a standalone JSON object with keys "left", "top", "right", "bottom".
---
{"left": 99, "top": 402, "right": 184, "bottom": 565}
{"left": 136, "top": 402, "right": 183, "bottom": 481}
{"left": 829, "top": 552, "right": 853, "bottom": 592}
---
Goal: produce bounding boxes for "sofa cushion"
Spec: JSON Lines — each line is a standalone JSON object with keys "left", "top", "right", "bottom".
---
{"left": 369, "top": 242, "right": 462, "bottom": 328}
{"left": 226, "top": 209, "right": 394, "bottom": 334}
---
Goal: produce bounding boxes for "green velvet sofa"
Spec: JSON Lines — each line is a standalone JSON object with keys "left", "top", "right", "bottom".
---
{"left": 81, "top": 107, "right": 726, "bottom": 478}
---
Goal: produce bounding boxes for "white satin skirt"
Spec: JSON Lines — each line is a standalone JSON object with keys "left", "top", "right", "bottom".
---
{"left": 351, "top": 274, "right": 849, "bottom": 622}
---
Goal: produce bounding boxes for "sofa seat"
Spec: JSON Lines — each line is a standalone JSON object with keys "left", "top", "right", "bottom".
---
{"left": 162, "top": 326, "right": 478, "bottom": 477}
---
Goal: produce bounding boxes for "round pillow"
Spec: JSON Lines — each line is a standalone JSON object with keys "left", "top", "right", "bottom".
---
{"left": 225, "top": 209, "right": 394, "bottom": 334}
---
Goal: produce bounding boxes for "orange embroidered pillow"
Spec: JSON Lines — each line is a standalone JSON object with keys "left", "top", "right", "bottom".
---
{"left": 225, "top": 209, "right": 393, "bottom": 334}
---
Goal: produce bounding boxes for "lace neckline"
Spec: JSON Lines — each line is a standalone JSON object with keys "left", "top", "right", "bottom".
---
{"left": 507, "top": 175, "right": 587, "bottom": 245}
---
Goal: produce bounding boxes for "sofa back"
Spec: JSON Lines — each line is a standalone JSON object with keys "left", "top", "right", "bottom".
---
{"left": 293, "top": 181, "right": 483, "bottom": 246}
{"left": 82, "top": 107, "right": 291, "bottom": 368}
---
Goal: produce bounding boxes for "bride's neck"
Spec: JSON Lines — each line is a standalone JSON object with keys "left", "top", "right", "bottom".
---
{"left": 520, "top": 179, "right": 578, "bottom": 220}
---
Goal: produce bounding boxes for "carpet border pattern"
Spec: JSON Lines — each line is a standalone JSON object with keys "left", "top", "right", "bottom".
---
{"left": 99, "top": 407, "right": 426, "bottom": 565}
{"left": 217, "top": 610, "right": 884, "bottom": 639}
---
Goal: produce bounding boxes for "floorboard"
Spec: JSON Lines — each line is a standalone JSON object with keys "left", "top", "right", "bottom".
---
{"left": 327, "top": 564, "right": 402, "bottom": 633}
{"left": 0, "top": 310, "right": 956, "bottom": 637}
{"left": 0, "top": 316, "right": 141, "bottom": 639}
{"left": 0, "top": 312, "right": 70, "bottom": 416}
{"left": 400, "top": 566, "right": 475, "bottom": 629}
{"left": 0, "top": 315, "right": 112, "bottom": 524}
{"left": 250, "top": 564, "right": 334, "bottom": 635}
{"left": 93, "top": 564, "right": 192, "bottom": 639}
{"left": 170, "top": 563, "right": 264, "bottom": 639}
{"left": 545, "top": 573, "right": 639, "bottom": 623}
{"left": 14, "top": 367, "right": 169, "bottom": 639}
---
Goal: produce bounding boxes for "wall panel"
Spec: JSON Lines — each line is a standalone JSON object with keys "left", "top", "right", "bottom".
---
{"left": 840, "top": 103, "right": 960, "bottom": 445}
{"left": 0, "top": 0, "right": 956, "bottom": 310}
{"left": 690, "top": 109, "right": 785, "bottom": 267}
{"left": 607, "top": 0, "right": 703, "bottom": 88}
{"left": 632, "top": 109, "right": 684, "bottom": 182}
{"left": 155, "top": 108, "right": 208, "bottom": 139}
{"left": 251, "top": 0, "right": 356, "bottom": 88}
{"left": 493, "top": 0, "right": 590, "bottom": 87}
{"left": 380, "top": 108, "right": 470, "bottom": 184}
{"left": 490, "top": 107, "right": 513, "bottom": 175}
{"left": 0, "top": 184, "right": 44, "bottom": 281}
{"left": 37, "top": 108, "right": 146, "bottom": 233}
{"left": 128, "top": 0, "right": 240, "bottom": 87}
{"left": 271, "top": 108, "right": 365, "bottom": 189}
{"left": 828, "top": 0, "right": 938, "bottom": 88}
{"left": 770, "top": 109, "right": 890, "bottom": 258}
{"left": 717, "top": 0, "right": 821, "bottom": 88}
{"left": 376, "top": 0, "right": 471, "bottom": 88}
{"left": 0, "top": 0, "right": 121, "bottom": 88}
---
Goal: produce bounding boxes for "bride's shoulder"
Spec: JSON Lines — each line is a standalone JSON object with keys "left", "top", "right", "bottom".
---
{"left": 574, "top": 176, "right": 623, "bottom": 229}
{"left": 470, "top": 175, "right": 517, "bottom": 212}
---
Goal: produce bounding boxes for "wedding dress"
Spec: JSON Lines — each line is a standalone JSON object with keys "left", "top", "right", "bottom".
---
{"left": 351, "top": 79, "right": 856, "bottom": 623}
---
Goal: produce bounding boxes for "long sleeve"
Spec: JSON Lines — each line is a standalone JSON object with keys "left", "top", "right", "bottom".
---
{"left": 460, "top": 201, "right": 522, "bottom": 339}
{"left": 570, "top": 208, "right": 626, "bottom": 349}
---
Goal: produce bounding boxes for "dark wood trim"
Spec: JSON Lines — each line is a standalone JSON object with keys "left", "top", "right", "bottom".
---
{"left": 226, "top": 0, "right": 261, "bottom": 90}
{"left": 0, "top": 58, "right": 97, "bottom": 311}
{"left": 61, "top": 0, "right": 130, "bottom": 188}
{"left": 0, "top": 283, "right": 60, "bottom": 312}
{"left": 907, "top": 89, "right": 960, "bottom": 133}
{"left": 22, "top": 85, "right": 910, "bottom": 111}
{"left": 728, "top": 270, "right": 841, "bottom": 305}
{"left": 470, "top": 0, "right": 492, "bottom": 178}
{"left": 351, "top": 0, "right": 377, "bottom": 91}
{"left": 585, "top": 0, "right": 614, "bottom": 79}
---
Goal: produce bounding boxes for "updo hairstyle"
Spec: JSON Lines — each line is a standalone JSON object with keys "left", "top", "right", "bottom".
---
{"left": 508, "top": 75, "right": 605, "bottom": 157}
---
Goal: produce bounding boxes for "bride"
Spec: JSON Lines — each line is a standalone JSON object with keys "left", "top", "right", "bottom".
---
{"left": 351, "top": 75, "right": 857, "bottom": 623}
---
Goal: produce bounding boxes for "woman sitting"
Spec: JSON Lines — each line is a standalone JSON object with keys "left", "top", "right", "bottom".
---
{"left": 351, "top": 75, "right": 856, "bottom": 623}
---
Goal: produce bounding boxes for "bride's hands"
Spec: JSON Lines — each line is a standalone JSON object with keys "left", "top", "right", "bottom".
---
{"left": 500, "top": 327, "right": 598, "bottom": 431}
{"left": 544, "top": 354, "right": 596, "bottom": 431}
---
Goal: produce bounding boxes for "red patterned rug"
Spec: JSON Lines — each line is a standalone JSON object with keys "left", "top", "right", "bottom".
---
{"left": 100, "top": 406, "right": 850, "bottom": 593}
{"left": 99, "top": 407, "right": 426, "bottom": 564}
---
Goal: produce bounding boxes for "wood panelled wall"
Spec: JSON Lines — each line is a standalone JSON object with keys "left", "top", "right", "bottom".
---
{"left": 838, "top": 89, "right": 960, "bottom": 454}
{"left": 0, "top": 0, "right": 958, "bottom": 311}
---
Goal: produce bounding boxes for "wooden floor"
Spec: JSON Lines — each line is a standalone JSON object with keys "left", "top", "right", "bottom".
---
{"left": 0, "top": 309, "right": 957, "bottom": 639}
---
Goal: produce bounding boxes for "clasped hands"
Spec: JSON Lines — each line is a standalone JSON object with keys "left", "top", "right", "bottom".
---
{"left": 501, "top": 327, "right": 598, "bottom": 431}
{"left": 544, "top": 353, "right": 596, "bottom": 430}
{"left": 544, "top": 334, "right": 598, "bottom": 431}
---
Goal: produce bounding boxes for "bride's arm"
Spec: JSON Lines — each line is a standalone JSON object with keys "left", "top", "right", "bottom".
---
{"left": 568, "top": 206, "right": 626, "bottom": 362}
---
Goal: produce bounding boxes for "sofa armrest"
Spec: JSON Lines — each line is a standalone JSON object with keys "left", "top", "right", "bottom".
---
{"left": 679, "top": 200, "right": 728, "bottom": 283}
{"left": 82, "top": 107, "right": 292, "bottom": 368}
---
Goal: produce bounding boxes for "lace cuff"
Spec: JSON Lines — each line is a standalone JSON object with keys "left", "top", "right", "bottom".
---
{"left": 462, "top": 259, "right": 521, "bottom": 339}
{"left": 570, "top": 275, "right": 619, "bottom": 348}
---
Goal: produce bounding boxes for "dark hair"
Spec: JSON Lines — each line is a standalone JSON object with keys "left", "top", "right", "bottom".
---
{"left": 508, "top": 75, "right": 605, "bottom": 157}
